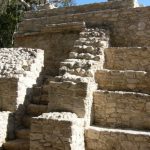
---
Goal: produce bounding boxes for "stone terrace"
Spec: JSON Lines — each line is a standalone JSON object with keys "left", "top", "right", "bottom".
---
{"left": 1, "top": 0, "right": 150, "bottom": 150}
{"left": 0, "top": 48, "right": 44, "bottom": 149}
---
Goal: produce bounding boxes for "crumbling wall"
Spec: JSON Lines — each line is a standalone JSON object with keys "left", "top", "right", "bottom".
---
{"left": 0, "top": 48, "right": 44, "bottom": 147}
{"left": 15, "top": 6, "right": 150, "bottom": 48}
{"left": 14, "top": 2, "right": 150, "bottom": 78}
{"left": 95, "top": 70, "right": 150, "bottom": 94}
{"left": 93, "top": 90, "right": 150, "bottom": 130}
{"left": 0, "top": 48, "right": 44, "bottom": 111}
{"left": 104, "top": 47, "right": 150, "bottom": 72}
{"left": 14, "top": 32, "right": 79, "bottom": 76}
{"left": 85, "top": 127, "right": 150, "bottom": 150}
{"left": 30, "top": 113, "right": 84, "bottom": 150}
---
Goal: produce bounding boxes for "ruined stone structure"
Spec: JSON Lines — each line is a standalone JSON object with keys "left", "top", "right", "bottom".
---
{"left": 0, "top": 0, "right": 150, "bottom": 149}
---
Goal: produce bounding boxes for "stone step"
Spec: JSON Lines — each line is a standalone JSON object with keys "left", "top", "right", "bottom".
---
{"left": 95, "top": 69, "right": 150, "bottom": 94}
{"left": 104, "top": 47, "right": 150, "bottom": 72}
{"left": 60, "top": 59, "right": 101, "bottom": 77}
{"left": 31, "top": 84, "right": 49, "bottom": 105}
{"left": 55, "top": 74, "right": 94, "bottom": 83}
{"left": 3, "top": 139, "right": 29, "bottom": 150}
{"left": 69, "top": 52, "right": 101, "bottom": 61}
{"left": 32, "top": 86, "right": 42, "bottom": 97}
{"left": 23, "top": 2, "right": 127, "bottom": 20}
{"left": 31, "top": 94, "right": 49, "bottom": 105}
{"left": 79, "top": 29, "right": 109, "bottom": 39}
{"left": 32, "top": 85, "right": 49, "bottom": 96}
{"left": 93, "top": 90, "right": 150, "bottom": 130}
{"left": 16, "top": 129, "right": 30, "bottom": 139}
{"left": 22, "top": 115, "right": 32, "bottom": 128}
{"left": 74, "top": 37, "right": 104, "bottom": 47}
{"left": 27, "top": 104, "right": 47, "bottom": 116}
{"left": 17, "top": 21, "right": 85, "bottom": 35}
{"left": 85, "top": 126, "right": 150, "bottom": 150}
{"left": 73, "top": 45, "right": 103, "bottom": 55}
{"left": 48, "top": 80, "right": 88, "bottom": 117}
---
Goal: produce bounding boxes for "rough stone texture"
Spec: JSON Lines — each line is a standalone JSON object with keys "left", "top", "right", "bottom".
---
{"left": 15, "top": 32, "right": 79, "bottom": 77}
{"left": 85, "top": 126, "right": 150, "bottom": 150}
{"left": 93, "top": 90, "right": 150, "bottom": 130}
{"left": 95, "top": 70, "right": 150, "bottom": 94}
{"left": 14, "top": 1, "right": 150, "bottom": 78}
{"left": 14, "top": 3, "right": 150, "bottom": 50}
{"left": 104, "top": 47, "right": 150, "bottom": 72}
{"left": 48, "top": 28, "right": 109, "bottom": 125}
{"left": 23, "top": 0, "right": 139, "bottom": 20}
{"left": 0, "top": 48, "right": 44, "bottom": 111}
{"left": 2, "top": 1, "right": 150, "bottom": 150}
{"left": 0, "top": 112, "right": 14, "bottom": 148}
{"left": 30, "top": 112, "right": 85, "bottom": 150}
{"left": 48, "top": 81, "right": 88, "bottom": 117}
{"left": 0, "top": 78, "right": 18, "bottom": 111}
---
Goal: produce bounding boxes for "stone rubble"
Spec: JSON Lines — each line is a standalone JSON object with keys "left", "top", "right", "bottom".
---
{"left": 48, "top": 28, "right": 110, "bottom": 127}
{"left": 0, "top": 48, "right": 44, "bottom": 149}
{"left": 0, "top": 48, "right": 42, "bottom": 78}
{"left": 1, "top": 0, "right": 150, "bottom": 150}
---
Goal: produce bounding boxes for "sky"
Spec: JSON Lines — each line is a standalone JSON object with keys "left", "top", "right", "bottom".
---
{"left": 76, "top": 0, "right": 150, "bottom": 6}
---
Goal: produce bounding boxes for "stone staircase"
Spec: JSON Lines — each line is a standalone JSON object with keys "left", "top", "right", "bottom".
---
{"left": 2, "top": 27, "right": 109, "bottom": 150}
{"left": 2, "top": 83, "right": 49, "bottom": 150}
{"left": 2, "top": 27, "right": 150, "bottom": 149}
{"left": 47, "top": 28, "right": 109, "bottom": 125}
{"left": 85, "top": 47, "right": 150, "bottom": 149}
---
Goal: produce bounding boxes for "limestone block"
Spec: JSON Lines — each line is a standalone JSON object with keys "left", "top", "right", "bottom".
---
{"left": 95, "top": 70, "right": 150, "bottom": 94}
{"left": 85, "top": 126, "right": 150, "bottom": 150}
{"left": 93, "top": 90, "right": 150, "bottom": 130}
{"left": 0, "top": 48, "right": 44, "bottom": 112}
{"left": 15, "top": 5, "right": 150, "bottom": 48}
{"left": 104, "top": 47, "right": 150, "bottom": 72}
{"left": 30, "top": 112, "right": 85, "bottom": 150}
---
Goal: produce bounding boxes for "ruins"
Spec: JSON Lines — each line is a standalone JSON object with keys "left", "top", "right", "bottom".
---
{"left": 0, "top": 0, "right": 150, "bottom": 149}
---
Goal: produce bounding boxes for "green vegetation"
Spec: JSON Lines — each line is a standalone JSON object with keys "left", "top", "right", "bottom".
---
{"left": 0, "top": 0, "right": 75, "bottom": 48}
{"left": 0, "top": 0, "right": 24, "bottom": 48}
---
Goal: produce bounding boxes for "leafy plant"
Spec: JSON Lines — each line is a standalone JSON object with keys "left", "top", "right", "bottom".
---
{"left": 0, "top": 0, "right": 75, "bottom": 48}
{"left": 0, "top": 0, "right": 24, "bottom": 48}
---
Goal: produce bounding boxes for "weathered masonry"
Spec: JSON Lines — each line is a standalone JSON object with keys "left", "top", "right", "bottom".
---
{"left": 0, "top": 0, "right": 150, "bottom": 149}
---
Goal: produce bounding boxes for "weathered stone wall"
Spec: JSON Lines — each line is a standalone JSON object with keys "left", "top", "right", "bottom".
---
{"left": 0, "top": 112, "right": 14, "bottom": 148}
{"left": 48, "top": 28, "right": 109, "bottom": 126}
{"left": 23, "top": 0, "right": 138, "bottom": 19}
{"left": 104, "top": 47, "right": 150, "bottom": 72}
{"left": 30, "top": 112, "right": 84, "bottom": 150}
{"left": 0, "top": 48, "right": 44, "bottom": 112}
{"left": 15, "top": 32, "right": 79, "bottom": 77}
{"left": 85, "top": 127, "right": 150, "bottom": 150}
{"left": 14, "top": 3, "right": 150, "bottom": 78}
{"left": 48, "top": 81, "right": 88, "bottom": 117}
{"left": 95, "top": 70, "right": 150, "bottom": 94}
{"left": 15, "top": 6, "right": 150, "bottom": 48}
{"left": 0, "top": 78, "right": 18, "bottom": 111}
{"left": 93, "top": 90, "right": 150, "bottom": 130}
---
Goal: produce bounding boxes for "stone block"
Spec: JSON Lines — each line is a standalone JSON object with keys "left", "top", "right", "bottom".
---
{"left": 85, "top": 126, "right": 150, "bottom": 150}
{"left": 30, "top": 112, "right": 85, "bottom": 150}
{"left": 104, "top": 47, "right": 150, "bottom": 72}
{"left": 93, "top": 90, "right": 150, "bottom": 130}
{"left": 95, "top": 70, "right": 150, "bottom": 94}
{"left": 0, "top": 48, "right": 44, "bottom": 112}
